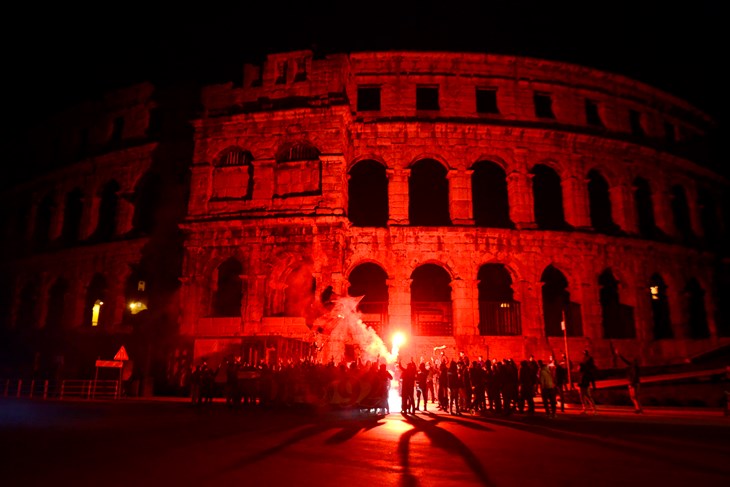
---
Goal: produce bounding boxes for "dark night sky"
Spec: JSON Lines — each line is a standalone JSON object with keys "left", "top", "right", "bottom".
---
{"left": 4, "top": 1, "right": 726, "bottom": 169}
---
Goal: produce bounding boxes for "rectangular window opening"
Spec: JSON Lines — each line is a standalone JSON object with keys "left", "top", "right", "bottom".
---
{"left": 585, "top": 99, "right": 603, "bottom": 127}
{"left": 629, "top": 109, "right": 645, "bottom": 137}
{"left": 357, "top": 86, "right": 381, "bottom": 111}
{"left": 534, "top": 91, "right": 555, "bottom": 119}
{"left": 476, "top": 88, "right": 499, "bottom": 114}
{"left": 416, "top": 85, "right": 440, "bottom": 111}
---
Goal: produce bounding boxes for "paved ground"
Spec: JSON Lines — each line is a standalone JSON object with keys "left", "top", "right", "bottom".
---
{"left": 1, "top": 396, "right": 728, "bottom": 487}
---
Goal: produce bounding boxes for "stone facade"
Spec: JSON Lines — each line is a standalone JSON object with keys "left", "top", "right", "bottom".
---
{"left": 1, "top": 50, "right": 728, "bottom": 389}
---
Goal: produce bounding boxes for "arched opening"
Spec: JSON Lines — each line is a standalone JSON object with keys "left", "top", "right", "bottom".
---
{"left": 84, "top": 273, "right": 109, "bottom": 327}
{"left": 633, "top": 177, "right": 656, "bottom": 239}
{"left": 348, "top": 160, "right": 388, "bottom": 227}
{"left": 211, "top": 258, "right": 244, "bottom": 317}
{"left": 649, "top": 274, "right": 672, "bottom": 339}
{"left": 95, "top": 180, "right": 120, "bottom": 241}
{"left": 61, "top": 188, "right": 83, "bottom": 245}
{"left": 123, "top": 267, "right": 149, "bottom": 325}
{"left": 46, "top": 278, "right": 69, "bottom": 331}
{"left": 685, "top": 278, "right": 709, "bottom": 339}
{"left": 33, "top": 193, "right": 54, "bottom": 248}
{"left": 284, "top": 264, "right": 315, "bottom": 318}
{"left": 411, "top": 264, "right": 452, "bottom": 336}
{"left": 587, "top": 169, "right": 616, "bottom": 233}
{"left": 409, "top": 159, "right": 451, "bottom": 226}
{"left": 531, "top": 164, "right": 566, "bottom": 230}
{"left": 471, "top": 161, "right": 512, "bottom": 228}
{"left": 670, "top": 185, "right": 694, "bottom": 244}
{"left": 132, "top": 172, "right": 163, "bottom": 235}
{"left": 541, "top": 265, "right": 582, "bottom": 337}
{"left": 348, "top": 262, "right": 389, "bottom": 336}
{"left": 477, "top": 264, "right": 520, "bottom": 335}
{"left": 599, "top": 269, "right": 635, "bottom": 339}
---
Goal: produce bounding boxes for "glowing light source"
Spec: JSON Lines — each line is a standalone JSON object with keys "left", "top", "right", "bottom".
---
{"left": 500, "top": 302, "right": 510, "bottom": 308}
{"left": 650, "top": 285, "right": 659, "bottom": 300}
{"left": 92, "top": 299, "right": 103, "bottom": 327}
{"left": 128, "top": 301, "right": 148, "bottom": 315}
{"left": 391, "top": 331, "right": 406, "bottom": 357}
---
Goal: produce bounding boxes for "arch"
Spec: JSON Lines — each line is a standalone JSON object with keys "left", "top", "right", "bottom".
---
{"left": 409, "top": 158, "right": 451, "bottom": 226}
{"left": 276, "top": 141, "right": 320, "bottom": 163}
{"left": 216, "top": 146, "right": 254, "bottom": 167}
{"left": 132, "top": 171, "right": 163, "bottom": 234}
{"left": 348, "top": 262, "right": 389, "bottom": 335}
{"left": 471, "top": 160, "right": 513, "bottom": 228}
{"left": 633, "top": 177, "right": 656, "bottom": 239}
{"left": 46, "top": 277, "right": 70, "bottom": 331}
{"left": 84, "top": 273, "right": 109, "bottom": 327}
{"left": 477, "top": 263, "right": 520, "bottom": 335}
{"left": 95, "top": 180, "right": 120, "bottom": 241}
{"left": 348, "top": 159, "right": 389, "bottom": 227}
{"left": 407, "top": 154, "right": 451, "bottom": 171}
{"left": 347, "top": 154, "right": 389, "bottom": 172}
{"left": 684, "top": 278, "right": 709, "bottom": 339}
{"left": 599, "top": 269, "right": 635, "bottom": 339}
{"left": 531, "top": 164, "right": 566, "bottom": 230}
{"left": 540, "top": 265, "right": 582, "bottom": 337}
{"left": 648, "top": 273, "right": 672, "bottom": 339}
{"left": 670, "top": 184, "right": 694, "bottom": 244}
{"left": 410, "top": 263, "right": 453, "bottom": 336}
{"left": 33, "top": 192, "right": 55, "bottom": 248}
{"left": 122, "top": 265, "right": 148, "bottom": 324}
{"left": 587, "top": 169, "right": 617, "bottom": 233}
{"left": 61, "top": 188, "right": 83, "bottom": 245}
{"left": 211, "top": 257, "right": 244, "bottom": 317}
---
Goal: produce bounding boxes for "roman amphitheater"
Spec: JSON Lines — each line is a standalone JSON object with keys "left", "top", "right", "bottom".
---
{"left": 1, "top": 50, "right": 728, "bottom": 388}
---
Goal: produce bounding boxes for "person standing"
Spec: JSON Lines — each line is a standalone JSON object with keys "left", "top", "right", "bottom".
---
{"left": 578, "top": 350, "right": 598, "bottom": 415}
{"left": 555, "top": 354, "right": 569, "bottom": 412}
{"left": 615, "top": 349, "right": 643, "bottom": 413}
{"left": 416, "top": 362, "right": 429, "bottom": 411}
{"left": 538, "top": 359, "right": 557, "bottom": 418}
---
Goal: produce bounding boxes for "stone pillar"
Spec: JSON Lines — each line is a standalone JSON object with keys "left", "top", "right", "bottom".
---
{"left": 116, "top": 192, "right": 136, "bottom": 236}
{"left": 450, "top": 278, "right": 478, "bottom": 336}
{"left": 610, "top": 184, "right": 635, "bottom": 234}
{"left": 685, "top": 185, "right": 704, "bottom": 239}
{"left": 563, "top": 175, "right": 591, "bottom": 229}
{"left": 387, "top": 168, "right": 410, "bottom": 225}
{"left": 48, "top": 196, "right": 64, "bottom": 242}
{"left": 81, "top": 194, "right": 100, "bottom": 240}
{"left": 386, "top": 277, "right": 412, "bottom": 337}
{"left": 108, "top": 271, "right": 125, "bottom": 326}
{"left": 447, "top": 169, "right": 474, "bottom": 225}
{"left": 654, "top": 187, "right": 676, "bottom": 238}
{"left": 69, "top": 275, "right": 88, "bottom": 328}
{"left": 318, "top": 155, "right": 346, "bottom": 215}
{"left": 506, "top": 170, "right": 535, "bottom": 229}
{"left": 621, "top": 184, "right": 639, "bottom": 235}
{"left": 252, "top": 159, "right": 276, "bottom": 201}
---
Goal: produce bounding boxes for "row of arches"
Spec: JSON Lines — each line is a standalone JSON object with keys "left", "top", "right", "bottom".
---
{"left": 15, "top": 172, "right": 162, "bottom": 251}
{"left": 209, "top": 257, "right": 711, "bottom": 341}
{"left": 347, "top": 158, "right": 722, "bottom": 246}
{"left": 11, "top": 270, "right": 148, "bottom": 332}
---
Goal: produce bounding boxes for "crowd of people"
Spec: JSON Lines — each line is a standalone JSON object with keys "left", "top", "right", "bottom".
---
{"left": 188, "top": 348, "right": 612, "bottom": 418}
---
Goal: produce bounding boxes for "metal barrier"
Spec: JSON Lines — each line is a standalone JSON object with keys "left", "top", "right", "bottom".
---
{"left": 1, "top": 379, "right": 119, "bottom": 400}
{"left": 60, "top": 380, "right": 119, "bottom": 400}
{"left": 2, "top": 379, "right": 50, "bottom": 399}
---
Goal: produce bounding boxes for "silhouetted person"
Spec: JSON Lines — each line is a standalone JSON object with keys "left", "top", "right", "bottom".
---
{"left": 398, "top": 359, "right": 417, "bottom": 414}
{"left": 615, "top": 349, "right": 643, "bottom": 413}
{"left": 518, "top": 360, "right": 536, "bottom": 415}
{"left": 539, "top": 359, "right": 557, "bottom": 418}
{"left": 416, "top": 362, "right": 429, "bottom": 411}
{"left": 579, "top": 350, "right": 597, "bottom": 415}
